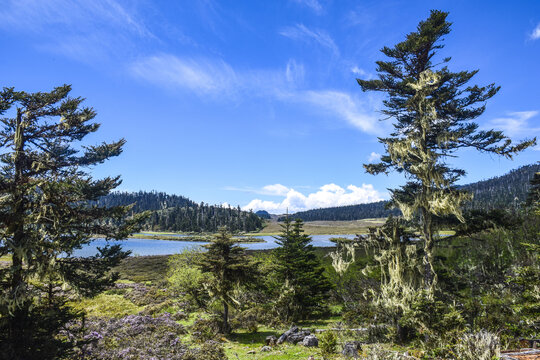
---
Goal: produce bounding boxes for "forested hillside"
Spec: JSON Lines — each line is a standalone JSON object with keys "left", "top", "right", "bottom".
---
{"left": 461, "top": 163, "right": 540, "bottom": 210}
{"left": 97, "top": 191, "right": 263, "bottom": 233}
{"left": 284, "top": 163, "right": 539, "bottom": 221}
{"left": 280, "top": 201, "right": 399, "bottom": 221}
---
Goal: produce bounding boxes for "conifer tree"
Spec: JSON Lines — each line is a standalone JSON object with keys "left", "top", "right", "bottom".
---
{"left": 358, "top": 10, "right": 536, "bottom": 291}
{"left": 197, "top": 227, "right": 258, "bottom": 334}
{"left": 0, "top": 85, "right": 145, "bottom": 359}
{"left": 273, "top": 217, "right": 332, "bottom": 321}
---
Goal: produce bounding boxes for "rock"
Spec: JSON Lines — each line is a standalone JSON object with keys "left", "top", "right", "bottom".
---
{"left": 302, "top": 335, "right": 318, "bottom": 347}
{"left": 277, "top": 325, "right": 299, "bottom": 344}
{"left": 277, "top": 325, "right": 311, "bottom": 344}
{"left": 287, "top": 331, "right": 311, "bottom": 344}
{"left": 247, "top": 350, "right": 256, "bottom": 354}
{"left": 342, "top": 341, "right": 362, "bottom": 358}
{"left": 260, "top": 346, "right": 272, "bottom": 352}
{"left": 265, "top": 335, "right": 278, "bottom": 346}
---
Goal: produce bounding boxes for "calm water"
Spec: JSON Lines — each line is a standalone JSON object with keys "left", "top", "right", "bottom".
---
{"left": 73, "top": 234, "right": 357, "bottom": 257}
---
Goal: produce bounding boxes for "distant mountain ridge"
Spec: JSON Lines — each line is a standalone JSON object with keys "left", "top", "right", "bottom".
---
{"left": 281, "top": 163, "right": 540, "bottom": 222}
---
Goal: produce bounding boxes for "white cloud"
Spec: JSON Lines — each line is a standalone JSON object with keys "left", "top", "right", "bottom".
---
{"left": 0, "top": 0, "right": 154, "bottom": 62}
{"left": 262, "top": 184, "right": 291, "bottom": 196}
{"left": 224, "top": 184, "right": 291, "bottom": 196}
{"left": 130, "top": 54, "right": 382, "bottom": 134}
{"left": 130, "top": 54, "right": 240, "bottom": 96}
{"left": 351, "top": 66, "right": 367, "bottom": 76}
{"left": 368, "top": 152, "right": 381, "bottom": 162}
{"left": 297, "top": 90, "right": 379, "bottom": 134}
{"left": 488, "top": 111, "right": 540, "bottom": 137}
{"left": 291, "top": 0, "right": 323, "bottom": 14}
{"left": 285, "top": 59, "right": 305, "bottom": 85}
{"left": 280, "top": 24, "right": 339, "bottom": 57}
{"left": 530, "top": 23, "right": 540, "bottom": 40}
{"left": 242, "top": 183, "right": 386, "bottom": 214}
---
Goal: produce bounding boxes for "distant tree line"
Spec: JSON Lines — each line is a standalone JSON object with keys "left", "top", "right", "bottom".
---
{"left": 279, "top": 201, "right": 399, "bottom": 222}
{"left": 97, "top": 191, "right": 263, "bottom": 233}
{"left": 281, "top": 164, "right": 539, "bottom": 222}
{"left": 460, "top": 163, "right": 540, "bottom": 211}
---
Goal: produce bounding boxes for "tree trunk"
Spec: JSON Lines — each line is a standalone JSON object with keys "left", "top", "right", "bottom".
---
{"left": 222, "top": 301, "right": 230, "bottom": 334}
{"left": 421, "top": 207, "right": 436, "bottom": 291}
{"left": 9, "top": 108, "right": 27, "bottom": 359}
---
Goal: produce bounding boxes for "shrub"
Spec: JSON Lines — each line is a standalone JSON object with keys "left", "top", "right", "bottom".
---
{"left": 319, "top": 331, "right": 338, "bottom": 359}
{"left": 183, "top": 341, "right": 227, "bottom": 360}
{"left": 190, "top": 315, "right": 222, "bottom": 343}
{"left": 74, "top": 313, "right": 187, "bottom": 359}
{"left": 454, "top": 331, "right": 500, "bottom": 360}
{"left": 363, "top": 344, "right": 410, "bottom": 360}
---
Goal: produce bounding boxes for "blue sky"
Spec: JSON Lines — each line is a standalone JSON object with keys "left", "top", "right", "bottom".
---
{"left": 1, "top": 0, "right": 539, "bottom": 213}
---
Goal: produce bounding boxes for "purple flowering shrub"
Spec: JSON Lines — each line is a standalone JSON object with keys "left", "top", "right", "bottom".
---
{"left": 72, "top": 312, "right": 226, "bottom": 360}
{"left": 76, "top": 313, "right": 187, "bottom": 359}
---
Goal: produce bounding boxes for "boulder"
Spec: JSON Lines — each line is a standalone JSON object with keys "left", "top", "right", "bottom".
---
{"left": 277, "top": 325, "right": 311, "bottom": 344}
{"left": 342, "top": 341, "right": 362, "bottom": 358}
{"left": 302, "top": 335, "right": 319, "bottom": 347}
{"left": 265, "top": 335, "right": 278, "bottom": 346}
{"left": 277, "top": 325, "right": 299, "bottom": 344}
{"left": 287, "top": 331, "right": 311, "bottom": 344}
{"left": 260, "top": 346, "right": 272, "bottom": 352}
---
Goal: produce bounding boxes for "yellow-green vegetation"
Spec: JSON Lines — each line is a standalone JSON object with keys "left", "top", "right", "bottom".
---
{"left": 252, "top": 218, "right": 385, "bottom": 236}
{"left": 224, "top": 337, "right": 316, "bottom": 360}
{"left": 114, "top": 255, "right": 171, "bottom": 283}
{"left": 69, "top": 293, "right": 142, "bottom": 318}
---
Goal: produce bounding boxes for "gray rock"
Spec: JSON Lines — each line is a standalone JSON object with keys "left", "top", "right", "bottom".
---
{"left": 265, "top": 335, "right": 278, "bottom": 346}
{"left": 287, "top": 330, "right": 311, "bottom": 344}
{"left": 260, "top": 346, "right": 272, "bottom": 352}
{"left": 302, "top": 335, "right": 319, "bottom": 347}
{"left": 277, "top": 325, "right": 299, "bottom": 344}
{"left": 341, "top": 341, "right": 362, "bottom": 358}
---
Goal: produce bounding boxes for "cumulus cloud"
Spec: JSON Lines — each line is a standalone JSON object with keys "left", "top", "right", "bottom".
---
{"left": 531, "top": 23, "right": 540, "bottom": 40}
{"left": 368, "top": 152, "right": 381, "bottom": 162}
{"left": 242, "top": 183, "right": 386, "bottom": 214}
{"left": 280, "top": 24, "right": 339, "bottom": 57}
{"left": 487, "top": 111, "right": 540, "bottom": 137}
{"left": 262, "top": 184, "right": 291, "bottom": 196}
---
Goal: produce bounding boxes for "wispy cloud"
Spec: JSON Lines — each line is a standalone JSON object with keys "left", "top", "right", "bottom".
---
{"left": 0, "top": 0, "right": 153, "bottom": 62}
{"left": 242, "top": 183, "right": 386, "bottom": 214}
{"left": 280, "top": 24, "right": 339, "bottom": 57}
{"left": 530, "top": 23, "right": 540, "bottom": 40}
{"left": 487, "top": 111, "right": 540, "bottom": 137}
{"left": 224, "top": 184, "right": 291, "bottom": 196}
{"left": 130, "top": 54, "right": 382, "bottom": 134}
{"left": 294, "top": 90, "right": 379, "bottom": 133}
{"left": 130, "top": 54, "right": 239, "bottom": 96}
{"left": 291, "top": 0, "right": 323, "bottom": 14}
{"left": 368, "top": 152, "right": 381, "bottom": 162}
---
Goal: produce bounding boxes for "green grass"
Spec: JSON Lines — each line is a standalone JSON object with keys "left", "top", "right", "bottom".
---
{"left": 251, "top": 219, "right": 385, "bottom": 236}
{"left": 69, "top": 293, "right": 142, "bottom": 318}
{"left": 114, "top": 255, "right": 171, "bottom": 283}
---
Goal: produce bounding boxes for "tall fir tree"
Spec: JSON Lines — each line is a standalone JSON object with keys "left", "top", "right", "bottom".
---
{"left": 358, "top": 10, "right": 536, "bottom": 291}
{"left": 197, "top": 227, "right": 258, "bottom": 334}
{"left": 0, "top": 85, "right": 145, "bottom": 360}
{"left": 273, "top": 217, "right": 332, "bottom": 322}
